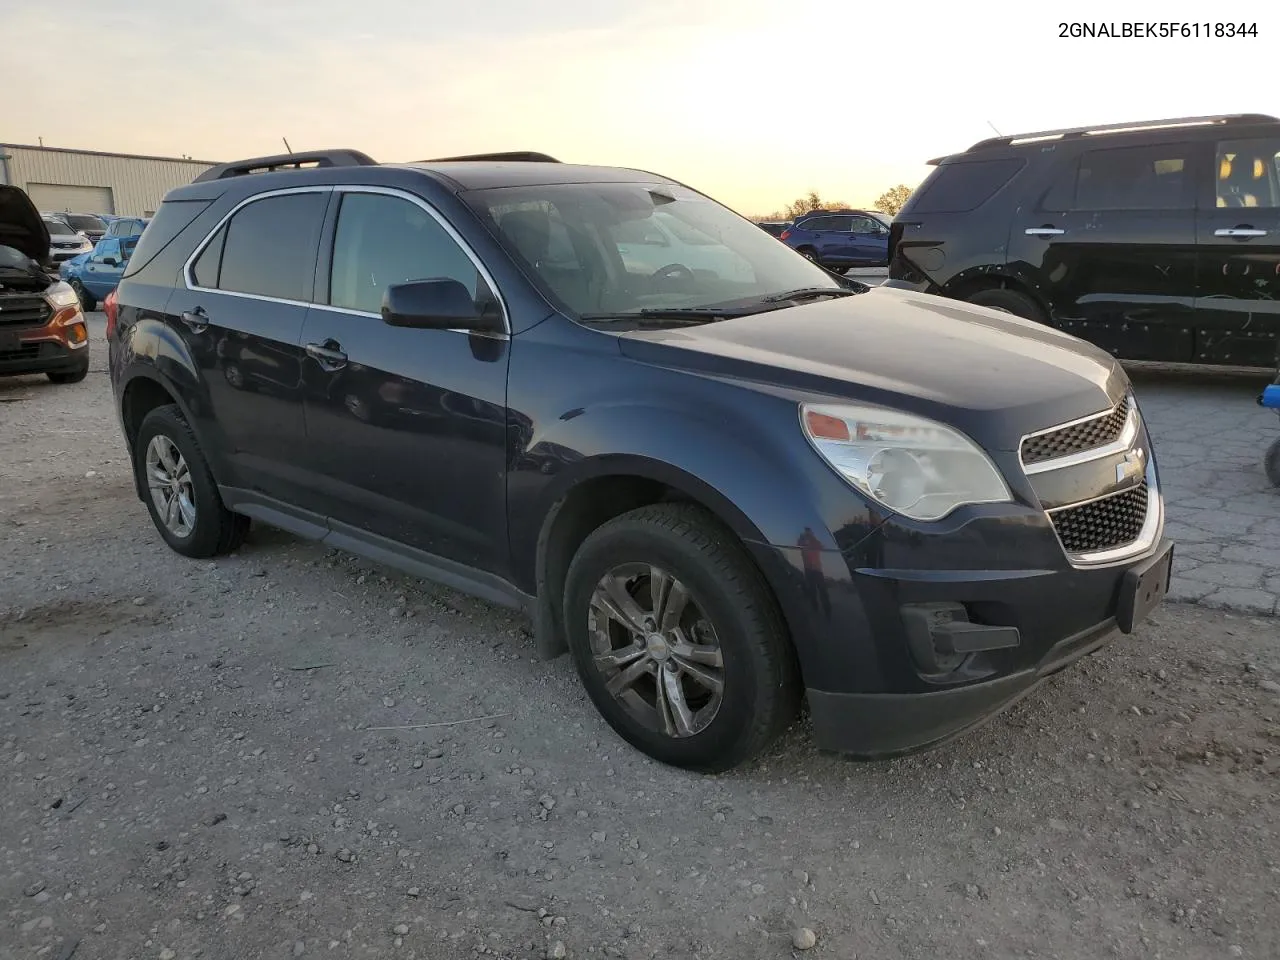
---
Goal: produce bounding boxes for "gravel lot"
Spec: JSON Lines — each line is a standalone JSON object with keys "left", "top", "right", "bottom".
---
{"left": 2, "top": 323, "right": 1279, "bottom": 960}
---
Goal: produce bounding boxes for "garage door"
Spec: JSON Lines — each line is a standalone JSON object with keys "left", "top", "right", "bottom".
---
{"left": 26, "top": 183, "right": 115, "bottom": 215}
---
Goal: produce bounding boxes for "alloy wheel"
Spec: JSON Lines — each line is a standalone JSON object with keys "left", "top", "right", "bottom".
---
{"left": 586, "top": 563, "right": 725, "bottom": 738}
{"left": 145, "top": 435, "right": 197, "bottom": 538}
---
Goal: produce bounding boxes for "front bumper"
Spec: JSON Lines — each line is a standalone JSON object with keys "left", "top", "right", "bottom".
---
{"left": 809, "top": 541, "right": 1173, "bottom": 757}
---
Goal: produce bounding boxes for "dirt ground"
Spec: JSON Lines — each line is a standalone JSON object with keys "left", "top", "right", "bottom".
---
{"left": 2, "top": 329, "right": 1279, "bottom": 960}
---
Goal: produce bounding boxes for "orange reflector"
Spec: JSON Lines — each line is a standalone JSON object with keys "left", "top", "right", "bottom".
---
{"left": 805, "top": 411, "right": 850, "bottom": 441}
{"left": 66, "top": 323, "right": 87, "bottom": 344}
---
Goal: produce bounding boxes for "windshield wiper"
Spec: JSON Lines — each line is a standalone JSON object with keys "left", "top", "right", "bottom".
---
{"left": 759, "top": 286, "right": 860, "bottom": 304}
{"left": 579, "top": 306, "right": 749, "bottom": 322}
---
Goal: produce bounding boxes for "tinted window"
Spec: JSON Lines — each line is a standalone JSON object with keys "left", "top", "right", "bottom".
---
{"left": 217, "top": 192, "right": 327, "bottom": 300}
{"left": 190, "top": 224, "right": 226, "bottom": 288}
{"left": 1216, "top": 138, "right": 1280, "bottom": 209}
{"left": 123, "top": 201, "right": 211, "bottom": 278}
{"left": 66, "top": 215, "right": 106, "bottom": 232}
{"left": 849, "top": 216, "right": 880, "bottom": 234}
{"left": 44, "top": 218, "right": 76, "bottom": 236}
{"left": 329, "top": 192, "right": 490, "bottom": 314}
{"left": 909, "top": 158, "right": 1025, "bottom": 213}
{"left": 804, "top": 215, "right": 852, "bottom": 232}
{"left": 1069, "top": 145, "right": 1193, "bottom": 211}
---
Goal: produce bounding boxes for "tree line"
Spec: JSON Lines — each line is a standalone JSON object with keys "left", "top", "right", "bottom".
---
{"left": 754, "top": 184, "right": 915, "bottom": 221}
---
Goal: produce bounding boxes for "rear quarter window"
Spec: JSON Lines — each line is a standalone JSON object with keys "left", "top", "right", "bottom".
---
{"left": 122, "top": 201, "right": 212, "bottom": 277}
{"left": 905, "top": 158, "right": 1026, "bottom": 214}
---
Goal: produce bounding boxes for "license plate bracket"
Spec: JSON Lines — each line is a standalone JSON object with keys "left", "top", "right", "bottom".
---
{"left": 1116, "top": 541, "right": 1173, "bottom": 634}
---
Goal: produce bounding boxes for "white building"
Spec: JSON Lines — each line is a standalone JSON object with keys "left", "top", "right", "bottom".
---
{"left": 0, "top": 144, "right": 216, "bottom": 217}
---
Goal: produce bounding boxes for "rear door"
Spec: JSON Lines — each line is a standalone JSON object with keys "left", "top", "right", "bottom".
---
{"left": 1007, "top": 140, "right": 1200, "bottom": 361}
{"left": 164, "top": 188, "right": 330, "bottom": 505}
{"left": 1192, "top": 133, "right": 1280, "bottom": 367}
{"left": 847, "top": 214, "right": 888, "bottom": 265}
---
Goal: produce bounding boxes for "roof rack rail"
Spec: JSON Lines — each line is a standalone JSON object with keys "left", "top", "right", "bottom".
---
{"left": 964, "top": 113, "right": 1280, "bottom": 153}
{"left": 192, "top": 149, "right": 378, "bottom": 183}
{"left": 421, "top": 151, "right": 560, "bottom": 163}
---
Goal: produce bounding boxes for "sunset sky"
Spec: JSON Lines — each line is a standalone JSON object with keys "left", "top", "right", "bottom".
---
{"left": 6, "top": 0, "right": 1273, "bottom": 215}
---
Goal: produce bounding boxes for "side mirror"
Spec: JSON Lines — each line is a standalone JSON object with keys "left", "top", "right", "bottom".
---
{"left": 102, "top": 256, "right": 121, "bottom": 267}
{"left": 381, "top": 278, "right": 500, "bottom": 333}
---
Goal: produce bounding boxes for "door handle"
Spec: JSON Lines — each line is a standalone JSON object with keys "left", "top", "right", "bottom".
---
{"left": 305, "top": 340, "right": 348, "bottom": 371}
{"left": 180, "top": 308, "right": 209, "bottom": 334}
{"left": 1214, "top": 227, "right": 1267, "bottom": 238}
{"left": 1025, "top": 227, "right": 1066, "bottom": 237}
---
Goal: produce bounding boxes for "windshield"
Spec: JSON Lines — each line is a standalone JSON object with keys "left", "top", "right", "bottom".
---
{"left": 465, "top": 181, "right": 847, "bottom": 319}
{"left": 43, "top": 218, "right": 76, "bottom": 236}
{"left": 65, "top": 214, "right": 106, "bottom": 232}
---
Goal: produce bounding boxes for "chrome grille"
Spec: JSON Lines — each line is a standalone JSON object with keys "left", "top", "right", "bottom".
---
{"left": 0, "top": 295, "right": 53, "bottom": 328}
{"left": 1021, "top": 395, "right": 1130, "bottom": 466}
{"left": 1049, "top": 482, "right": 1149, "bottom": 554}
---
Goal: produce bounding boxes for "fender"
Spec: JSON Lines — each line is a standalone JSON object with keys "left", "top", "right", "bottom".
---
{"left": 515, "top": 398, "right": 862, "bottom": 659}
{"left": 117, "top": 316, "right": 233, "bottom": 494}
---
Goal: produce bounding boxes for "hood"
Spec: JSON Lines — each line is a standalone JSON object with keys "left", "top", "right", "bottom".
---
{"left": 616, "top": 286, "right": 1128, "bottom": 452}
{"left": 0, "top": 185, "right": 52, "bottom": 263}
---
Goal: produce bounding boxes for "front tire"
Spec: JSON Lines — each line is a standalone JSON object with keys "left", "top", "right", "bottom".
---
{"left": 133, "top": 404, "right": 249, "bottom": 558}
{"left": 563, "top": 503, "right": 800, "bottom": 772}
{"left": 69, "top": 279, "right": 96, "bottom": 312}
{"left": 47, "top": 364, "right": 88, "bottom": 385}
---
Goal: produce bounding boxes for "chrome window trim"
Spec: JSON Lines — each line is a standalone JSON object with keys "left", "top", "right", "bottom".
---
{"left": 181, "top": 183, "right": 511, "bottom": 338}
{"left": 1019, "top": 394, "right": 1137, "bottom": 476}
{"left": 1046, "top": 458, "right": 1164, "bottom": 567}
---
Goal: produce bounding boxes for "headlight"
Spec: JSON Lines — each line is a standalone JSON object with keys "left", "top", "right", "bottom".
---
{"left": 800, "top": 402, "right": 1011, "bottom": 521}
{"left": 45, "top": 282, "right": 80, "bottom": 309}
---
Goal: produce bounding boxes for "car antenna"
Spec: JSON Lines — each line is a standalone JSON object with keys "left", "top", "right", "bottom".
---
{"left": 282, "top": 136, "right": 293, "bottom": 153}
{"left": 985, "top": 120, "right": 1003, "bottom": 136}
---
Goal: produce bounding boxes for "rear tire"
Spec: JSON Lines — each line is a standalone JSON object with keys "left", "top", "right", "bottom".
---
{"left": 133, "top": 404, "right": 249, "bottom": 558}
{"left": 797, "top": 246, "right": 819, "bottom": 264}
{"left": 966, "top": 287, "right": 1046, "bottom": 323}
{"left": 562, "top": 503, "right": 801, "bottom": 773}
{"left": 1265, "top": 437, "right": 1280, "bottom": 488}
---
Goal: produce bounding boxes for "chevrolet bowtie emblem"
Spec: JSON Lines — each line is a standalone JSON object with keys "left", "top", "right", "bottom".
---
{"left": 1116, "top": 447, "right": 1145, "bottom": 484}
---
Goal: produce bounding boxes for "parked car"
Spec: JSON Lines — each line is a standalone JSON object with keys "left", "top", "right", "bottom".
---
{"left": 780, "top": 209, "right": 891, "bottom": 270}
{"left": 0, "top": 186, "right": 91, "bottom": 383}
{"left": 108, "top": 148, "right": 1170, "bottom": 772}
{"left": 61, "top": 232, "right": 142, "bottom": 311}
{"left": 103, "top": 216, "right": 150, "bottom": 241}
{"left": 45, "top": 212, "right": 108, "bottom": 243}
{"left": 887, "top": 112, "right": 1280, "bottom": 368}
{"left": 756, "top": 221, "right": 791, "bottom": 237}
{"left": 42, "top": 215, "right": 94, "bottom": 265}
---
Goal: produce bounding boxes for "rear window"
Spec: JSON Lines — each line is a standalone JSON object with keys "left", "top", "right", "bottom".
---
{"left": 906, "top": 158, "right": 1025, "bottom": 213}
{"left": 65, "top": 215, "right": 106, "bottom": 232}
{"left": 121, "top": 201, "right": 211, "bottom": 278}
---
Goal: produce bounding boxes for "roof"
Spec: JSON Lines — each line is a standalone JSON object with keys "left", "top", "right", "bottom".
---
{"left": 399, "top": 161, "right": 676, "bottom": 190}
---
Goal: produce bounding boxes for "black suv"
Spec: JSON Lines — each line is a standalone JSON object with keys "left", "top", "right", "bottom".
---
{"left": 108, "top": 149, "right": 1172, "bottom": 771}
{"left": 888, "top": 113, "right": 1280, "bottom": 368}
{"left": 0, "top": 185, "right": 92, "bottom": 383}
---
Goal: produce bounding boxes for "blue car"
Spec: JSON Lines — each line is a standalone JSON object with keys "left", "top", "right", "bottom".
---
{"left": 780, "top": 209, "right": 891, "bottom": 271}
{"left": 60, "top": 218, "right": 149, "bottom": 310}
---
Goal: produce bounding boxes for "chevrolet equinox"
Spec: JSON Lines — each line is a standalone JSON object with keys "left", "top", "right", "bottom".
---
{"left": 107, "top": 149, "right": 1173, "bottom": 771}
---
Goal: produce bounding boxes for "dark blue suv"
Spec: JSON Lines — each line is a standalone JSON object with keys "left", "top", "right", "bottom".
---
{"left": 107, "top": 149, "right": 1171, "bottom": 772}
{"left": 781, "top": 209, "right": 892, "bottom": 270}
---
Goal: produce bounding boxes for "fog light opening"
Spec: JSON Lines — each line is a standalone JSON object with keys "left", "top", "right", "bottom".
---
{"left": 901, "top": 602, "right": 1021, "bottom": 677}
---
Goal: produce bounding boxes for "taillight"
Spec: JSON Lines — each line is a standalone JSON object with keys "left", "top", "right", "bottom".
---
{"left": 779, "top": 229, "right": 792, "bottom": 241}
{"left": 104, "top": 289, "right": 119, "bottom": 340}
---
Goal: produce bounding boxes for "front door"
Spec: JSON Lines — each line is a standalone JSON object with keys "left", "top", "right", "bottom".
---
{"left": 847, "top": 214, "right": 888, "bottom": 266}
{"left": 1007, "top": 140, "right": 1200, "bottom": 362}
{"left": 1193, "top": 134, "right": 1280, "bottom": 367}
{"left": 299, "top": 187, "right": 511, "bottom": 574}
{"left": 163, "top": 188, "right": 329, "bottom": 504}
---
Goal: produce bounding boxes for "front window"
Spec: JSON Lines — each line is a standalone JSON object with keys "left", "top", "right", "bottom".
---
{"left": 44, "top": 218, "right": 76, "bottom": 236}
{"left": 1216, "top": 138, "right": 1280, "bottom": 208}
{"left": 466, "top": 181, "right": 850, "bottom": 321}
